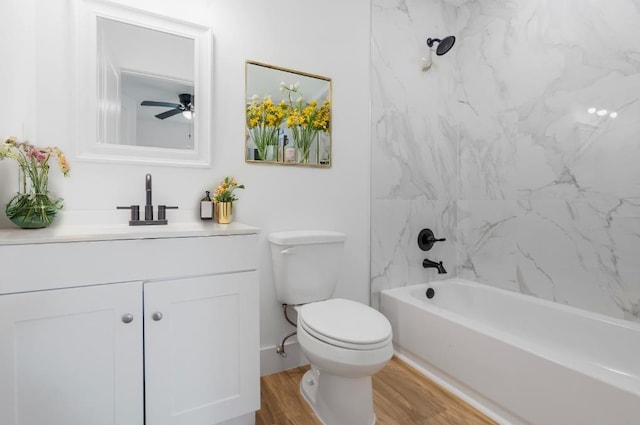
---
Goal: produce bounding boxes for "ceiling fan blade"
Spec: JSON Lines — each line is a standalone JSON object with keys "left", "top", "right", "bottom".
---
{"left": 155, "top": 108, "right": 183, "bottom": 120}
{"left": 141, "top": 101, "right": 181, "bottom": 108}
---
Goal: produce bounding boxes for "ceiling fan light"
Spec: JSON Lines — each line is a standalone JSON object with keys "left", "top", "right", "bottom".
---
{"left": 182, "top": 110, "right": 193, "bottom": 119}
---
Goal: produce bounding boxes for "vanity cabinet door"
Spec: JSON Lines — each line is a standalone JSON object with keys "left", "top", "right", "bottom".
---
{"left": 144, "top": 272, "right": 259, "bottom": 425}
{"left": 0, "top": 281, "right": 144, "bottom": 425}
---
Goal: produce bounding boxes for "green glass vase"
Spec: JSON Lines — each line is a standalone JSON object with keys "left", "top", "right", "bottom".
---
{"left": 5, "top": 165, "right": 62, "bottom": 229}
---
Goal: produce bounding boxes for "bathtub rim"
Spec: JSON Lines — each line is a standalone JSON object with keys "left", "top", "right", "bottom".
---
{"left": 383, "top": 278, "right": 640, "bottom": 334}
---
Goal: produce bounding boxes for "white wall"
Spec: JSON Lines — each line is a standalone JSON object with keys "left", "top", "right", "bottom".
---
{"left": 0, "top": 0, "right": 372, "bottom": 374}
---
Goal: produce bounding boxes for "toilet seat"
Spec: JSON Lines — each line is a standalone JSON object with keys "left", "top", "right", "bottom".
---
{"left": 298, "top": 298, "right": 392, "bottom": 350}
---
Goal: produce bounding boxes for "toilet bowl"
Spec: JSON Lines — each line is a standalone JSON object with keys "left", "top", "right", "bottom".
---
{"left": 268, "top": 231, "right": 394, "bottom": 425}
{"left": 296, "top": 299, "right": 393, "bottom": 425}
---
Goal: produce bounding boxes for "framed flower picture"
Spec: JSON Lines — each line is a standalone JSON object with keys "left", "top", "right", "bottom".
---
{"left": 245, "top": 61, "right": 332, "bottom": 167}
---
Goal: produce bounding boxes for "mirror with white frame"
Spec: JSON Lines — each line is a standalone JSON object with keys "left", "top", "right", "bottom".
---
{"left": 75, "top": 0, "right": 212, "bottom": 166}
{"left": 245, "top": 61, "right": 331, "bottom": 167}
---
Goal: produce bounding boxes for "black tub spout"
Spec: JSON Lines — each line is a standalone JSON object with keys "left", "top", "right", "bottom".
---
{"left": 423, "top": 258, "right": 447, "bottom": 274}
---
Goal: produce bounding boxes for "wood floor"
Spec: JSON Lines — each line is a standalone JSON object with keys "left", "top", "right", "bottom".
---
{"left": 256, "top": 356, "right": 497, "bottom": 425}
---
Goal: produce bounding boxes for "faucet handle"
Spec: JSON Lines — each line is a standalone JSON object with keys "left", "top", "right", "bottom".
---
{"left": 157, "top": 205, "right": 179, "bottom": 220}
{"left": 418, "top": 228, "right": 446, "bottom": 251}
{"left": 117, "top": 205, "right": 140, "bottom": 221}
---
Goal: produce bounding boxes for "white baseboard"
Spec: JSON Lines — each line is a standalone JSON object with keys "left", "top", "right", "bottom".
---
{"left": 260, "top": 341, "right": 308, "bottom": 376}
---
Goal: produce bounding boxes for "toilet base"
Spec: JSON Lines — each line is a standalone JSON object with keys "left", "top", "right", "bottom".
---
{"left": 300, "top": 366, "right": 376, "bottom": 425}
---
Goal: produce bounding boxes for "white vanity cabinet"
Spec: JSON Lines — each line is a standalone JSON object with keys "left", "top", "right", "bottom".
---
{"left": 0, "top": 228, "right": 260, "bottom": 425}
{"left": 144, "top": 272, "right": 258, "bottom": 425}
{"left": 0, "top": 281, "right": 144, "bottom": 425}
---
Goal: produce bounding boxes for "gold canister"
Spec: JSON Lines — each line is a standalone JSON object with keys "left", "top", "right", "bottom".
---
{"left": 215, "top": 201, "right": 233, "bottom": 224}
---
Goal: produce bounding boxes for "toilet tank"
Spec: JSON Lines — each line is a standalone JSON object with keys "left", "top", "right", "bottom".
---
{"left": 268, "top": 230, "right": 346, "bottom": 305}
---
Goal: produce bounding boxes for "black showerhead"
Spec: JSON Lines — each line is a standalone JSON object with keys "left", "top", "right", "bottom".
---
{"left": 427, "top": 36, "right": 456, "bottom": 56}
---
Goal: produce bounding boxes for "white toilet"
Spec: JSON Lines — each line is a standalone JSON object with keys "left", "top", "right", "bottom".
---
{"left": 269, "top": 230, "right": 393, "bottom": 425}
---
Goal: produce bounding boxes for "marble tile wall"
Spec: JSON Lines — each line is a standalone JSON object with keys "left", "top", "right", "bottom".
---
{"left": 371, "top": 0, "right": 640, "bottom": 322}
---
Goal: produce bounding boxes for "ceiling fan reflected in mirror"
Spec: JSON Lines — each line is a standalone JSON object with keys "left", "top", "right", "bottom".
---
{"left": 141, "top": 93, "right": 194, "bottom": 120}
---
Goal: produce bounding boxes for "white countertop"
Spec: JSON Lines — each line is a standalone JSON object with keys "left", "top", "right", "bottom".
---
{"left": 0, "top": 221, "right": 260, "bottom": 246}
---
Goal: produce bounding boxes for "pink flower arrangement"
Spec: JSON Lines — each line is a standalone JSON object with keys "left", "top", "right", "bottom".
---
{"left": 1, "top": 137, "right": 70, "bottom": 177}
{"left": 0, "top": 136, "right": 71, "bottom": 228}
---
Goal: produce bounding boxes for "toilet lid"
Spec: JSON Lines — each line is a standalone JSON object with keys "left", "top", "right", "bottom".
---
{"left": 299, "top": 299, "right": 392, "bottom": 350}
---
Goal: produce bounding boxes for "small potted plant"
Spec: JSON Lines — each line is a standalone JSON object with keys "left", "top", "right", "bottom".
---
{"left": 212, "top": 176, "right": 244, "bottom": 224}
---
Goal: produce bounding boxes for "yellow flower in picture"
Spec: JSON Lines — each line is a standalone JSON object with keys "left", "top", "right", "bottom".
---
{"left": 246, "top": 95, "right": 288, "bottom": 160}
{"left": 281, "top": 84, "right": 331, "bottom": 163}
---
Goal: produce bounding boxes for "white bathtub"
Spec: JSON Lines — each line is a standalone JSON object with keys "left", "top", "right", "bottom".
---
{"left": 380, "top": 278, "right": 640, "bottom": 425}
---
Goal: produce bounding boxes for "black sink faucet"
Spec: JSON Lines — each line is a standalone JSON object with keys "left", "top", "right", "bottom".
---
{"left": 117, "top": 173, "right": 178, "bottom": 226}
{"left": 423, "top": 258, "right": 447, "bottom": 274}
{"left": 145, "top": 173, "right": 153, "bottom": 221}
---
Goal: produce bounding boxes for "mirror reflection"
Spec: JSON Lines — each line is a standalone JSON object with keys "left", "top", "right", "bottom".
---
{"left": 97, "top": 17, "right": 195, "bottom": 150}
{"left": 120, "top": 72, "right": 194, "bottom": 150}
{"left": 245, "top": 61, "right": 332, "bottom": 167}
